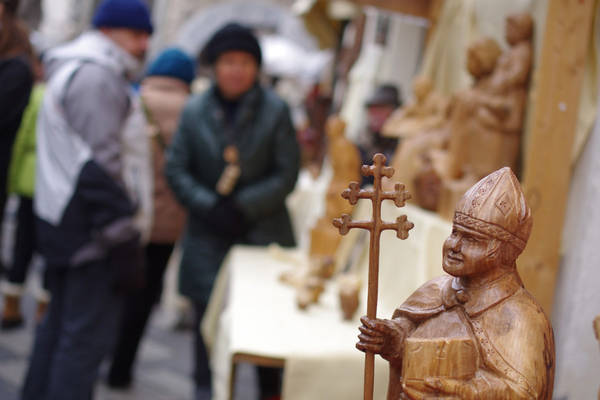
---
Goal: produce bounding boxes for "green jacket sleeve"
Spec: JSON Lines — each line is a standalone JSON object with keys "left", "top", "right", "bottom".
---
{"left": 7, "top": 84, "right": 44, "bottom": 197}
{"left": 234, "top": 103, "right": 300, "bottom": 221}
{"left": 165, "top": 103, "right": 219, "bottom": 215}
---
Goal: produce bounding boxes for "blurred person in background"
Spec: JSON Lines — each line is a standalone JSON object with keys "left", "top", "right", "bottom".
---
{"left": 107, "top": 47, "right": 195, "bottom": 390}
{"left": 0, "top": 0, "right": 33, "bottom": 278}
{"left": 2, "top": 52, "right": 47, "bottom": 330}
{"left": 359, "top": 84, "right": 402, "bottom": 186}
{"left": 166, "top": 23, "right": 300, "bottom": 400}
{"left": 21, "top": 0, "right": 153, "bottom": 398}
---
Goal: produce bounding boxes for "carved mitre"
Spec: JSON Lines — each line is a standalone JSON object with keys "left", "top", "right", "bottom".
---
{"left": 454, "top": 167, "right": 532, "bottom": 252}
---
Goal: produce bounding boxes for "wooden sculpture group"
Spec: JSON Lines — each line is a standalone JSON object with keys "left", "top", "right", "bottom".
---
{"left": 385, "top": 13, "right": 533, "bottom": 220}
{"left": 278, "top": 11, "right": 557, "bottom": 398}
{"left": 341, "top": 159, "right": 555, "bottom": 399}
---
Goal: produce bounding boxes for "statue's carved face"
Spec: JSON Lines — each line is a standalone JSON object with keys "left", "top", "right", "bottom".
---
{"left": 505, "top": 14, "right": 533, "bottom": 46}
{"left": 442, "top": 224, "right": 499, "bottom": 277}
{"left": 466, "top": 38, "right": 501, "bottom": 79}
{"left": 413, "top": 76, "right": 432, "bottom": 102}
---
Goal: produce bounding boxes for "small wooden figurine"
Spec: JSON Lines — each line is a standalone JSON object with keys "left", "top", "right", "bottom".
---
{"left": 413, "top": 154, "right": 442, "bottom": 212}
{"left": 310, "top": 116, "right": 362, "bottom": 258}
{"left": 280, "top": 116, "right": 361, "bottom": 310}
{"left": 296, "top": 275, "right": 325, "bottom": 310}
{"left": 333, "top": 153, "right": 414, "bottom": 400}
{"left": 338, "top": 273, "right": 362, "bottom": 321}
{"left": 216, "top": 145, "right": 241, "bottom": 196}
{"left": 385, "top": 124, "right": 448, "bottom": 201}
{"left": 356, "top": 167, "right": 555, "bottom": 399}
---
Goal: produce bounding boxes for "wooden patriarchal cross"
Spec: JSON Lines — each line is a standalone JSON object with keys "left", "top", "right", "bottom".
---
{"left": 333, "top": 153, "right": 414, "bottom": 400}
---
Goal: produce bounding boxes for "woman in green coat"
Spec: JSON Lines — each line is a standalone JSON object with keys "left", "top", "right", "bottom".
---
{"left": 165, "top": 23, "right": 300, "bottom": 399}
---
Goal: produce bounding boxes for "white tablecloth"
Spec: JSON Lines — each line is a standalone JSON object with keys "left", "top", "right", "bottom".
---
{"left": 203, "top": 204, "right": 452, "bottom": 400}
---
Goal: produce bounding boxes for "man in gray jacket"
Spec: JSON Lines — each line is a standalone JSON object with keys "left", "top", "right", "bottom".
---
{"left": 22, "top": 1, "right": 153, "bottom": 399}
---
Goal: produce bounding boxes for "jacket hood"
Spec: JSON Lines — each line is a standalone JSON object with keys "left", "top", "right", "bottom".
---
{"left": 44, "top": 30, "right": 141, "bottom": 80}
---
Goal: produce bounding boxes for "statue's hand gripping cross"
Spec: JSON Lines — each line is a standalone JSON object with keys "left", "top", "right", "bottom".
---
{"left": 332, "top": 153, "right": 414, "bottom": 400}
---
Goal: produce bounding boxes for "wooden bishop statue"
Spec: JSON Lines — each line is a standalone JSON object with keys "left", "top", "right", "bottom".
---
{"left": 356, "top": 167, "right": 555, "bottom": 399}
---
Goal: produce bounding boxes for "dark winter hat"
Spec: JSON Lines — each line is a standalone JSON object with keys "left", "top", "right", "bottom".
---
{"left": 200, "top": 23, "right": 262, "bottom": 66}
{"left": 146, "top": 48, "right": 196, "bottom": 84}
{"left": 0, "top": 0, "right": 20, "bottom": 14}
{"left": 366, "top": 84, "right": 402, "bottom": 108}
{"left": 92, "top": 0, "right": 154, "bottom": 34}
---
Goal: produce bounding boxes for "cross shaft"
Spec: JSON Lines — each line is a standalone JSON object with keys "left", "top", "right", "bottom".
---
{"left": 332, "top": 153, "right": 413, "bottom": 400}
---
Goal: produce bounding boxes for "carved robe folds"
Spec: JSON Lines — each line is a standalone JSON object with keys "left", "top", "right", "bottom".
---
{"left": 388, "top": 273, "right": 554, "bottom": 400}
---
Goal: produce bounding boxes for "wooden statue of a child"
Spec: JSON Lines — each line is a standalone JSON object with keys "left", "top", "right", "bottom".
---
{"left": 357, "top": 167, "right": 555, "bottom": 399}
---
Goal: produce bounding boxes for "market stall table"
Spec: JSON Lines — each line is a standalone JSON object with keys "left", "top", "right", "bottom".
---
{"left": 203, "top": 204, "right": 452, "bottom": 400}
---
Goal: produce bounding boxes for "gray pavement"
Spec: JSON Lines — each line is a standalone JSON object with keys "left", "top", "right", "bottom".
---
{"left": 0, "top": 294, "right": 258, "bottom": 400}
{"left": 0, "top": 197, "right": 258, "bottom": 400}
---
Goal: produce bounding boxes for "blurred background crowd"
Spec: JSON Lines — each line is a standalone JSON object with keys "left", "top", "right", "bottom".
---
{"left": 0, "top": 1, "right": 421, "bottom": 399}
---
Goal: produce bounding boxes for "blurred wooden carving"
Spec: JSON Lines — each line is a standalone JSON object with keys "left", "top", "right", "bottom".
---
{"left": 384, "top": 76, "right": 449, "bottom": 198}
{"left": 339, "top": 273, "right": 361, "bottom": 321}
{"left": 413, "top": 155, "right": 442, "bottom": 212}
{"left": 382, "top": 75, "right": 448, "bottom": 140}
{"left": 274, "top": 248, "right": 331, "bottom": 310}
{"left": 357, "top": 167, "right": 555, "bottom": 399}
{"left": 310, "top": 116, "right": 361, "bottom": 258}
{"left": 216, "top": 145, "right": 241, "bottom": 196}
{"left": 423, "top": 36, "right": 503, "bottom": 217}
{"left": 280, "top": 117, "right": 361, "bottom": 310}
{"left": 296, "top": 276, "right": 325, "bottom": 310}
{"left": 385, "top": 126, "right": 448, "bottom": 202}
{"left": 433, "top": 13, "right": 533, "bottom": 218}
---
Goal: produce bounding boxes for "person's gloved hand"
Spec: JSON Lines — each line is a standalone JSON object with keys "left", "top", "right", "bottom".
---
{"left": 204, "top": 196, "right": 247, "bottom": 238}
{"left": 109, "top": 235, "right": 146, "bottom": 294}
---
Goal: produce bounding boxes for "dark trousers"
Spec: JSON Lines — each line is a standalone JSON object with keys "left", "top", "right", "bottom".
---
{"left": 108, "top": 242, "right": 174, "bottom": 383}
{"left": 193, "top": 301, "right": 212, "bottom": 389}
{"left": 21, "top": 259, "right": 123, "bottom": 400}
{"left": 6, "top": 196, "right": 48, "bottom": 288}
{"left": 257, "top": 366, "right": 283, "bottom": 399}
{"left": 0, "top": 188, "right": 6, "bottom": 277}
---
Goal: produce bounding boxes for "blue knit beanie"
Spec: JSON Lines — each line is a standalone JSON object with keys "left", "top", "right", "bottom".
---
{"left": 146, "top": 48, "right": 196, "bottom": 84}
{"left": 92, "top": 0, "right": 154, "bottom": 34}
